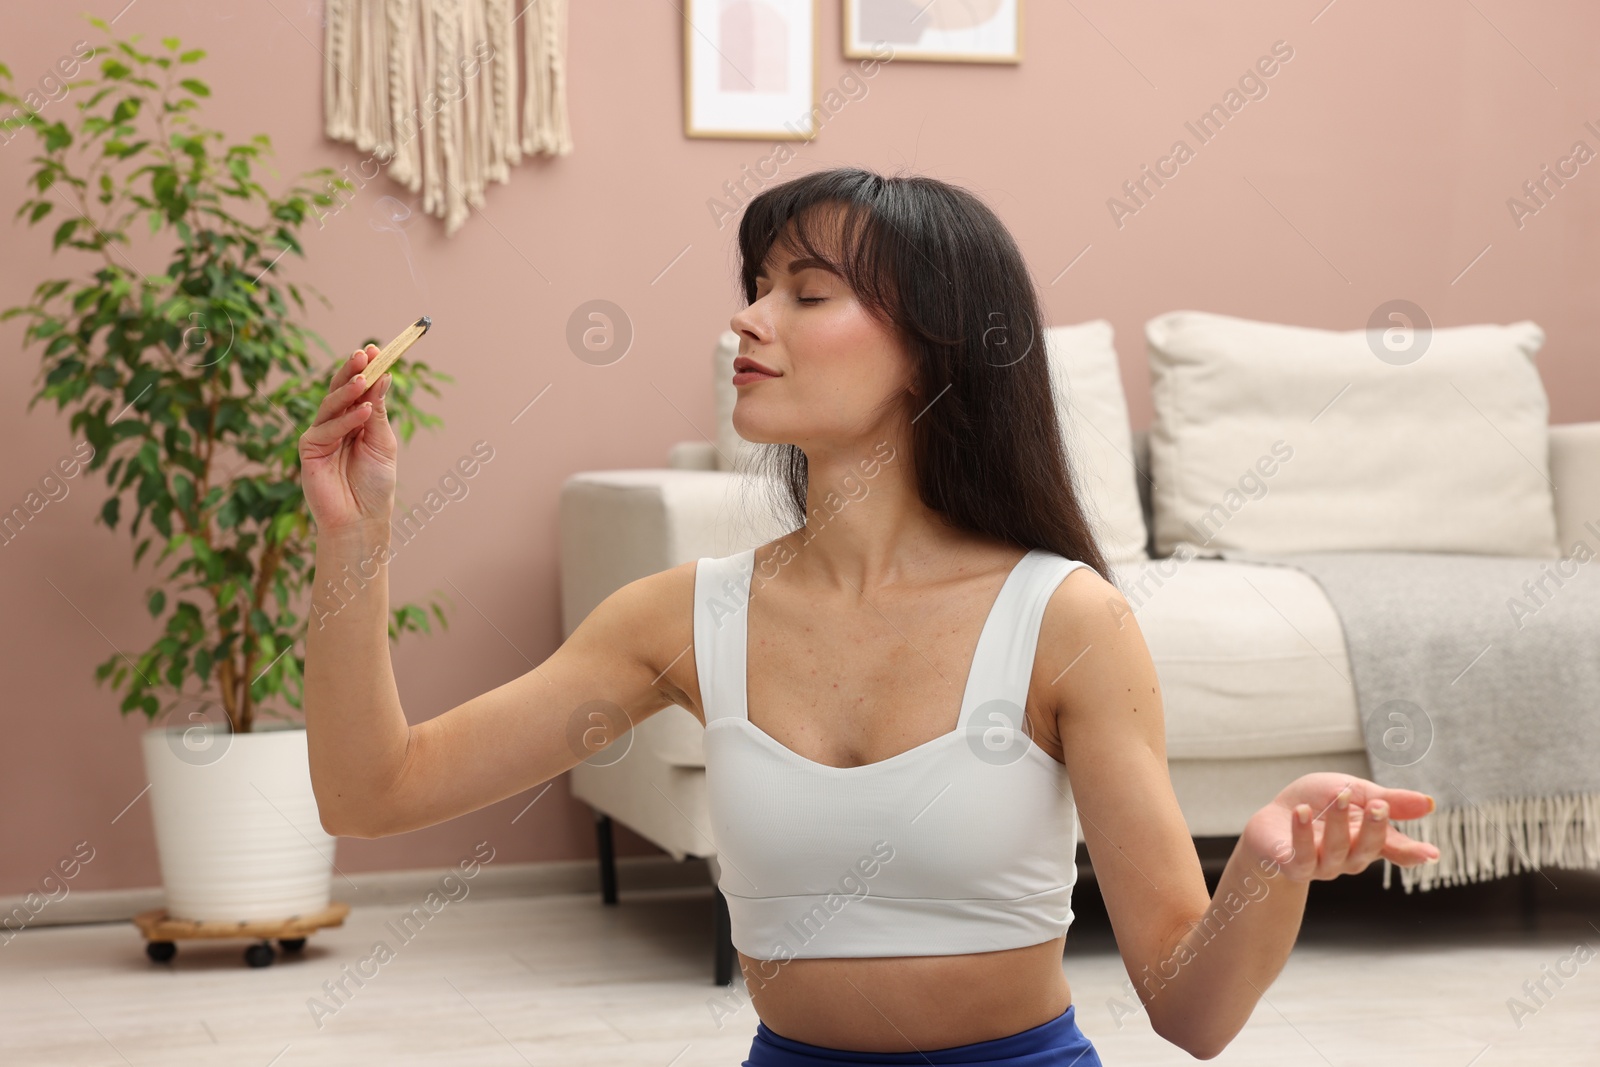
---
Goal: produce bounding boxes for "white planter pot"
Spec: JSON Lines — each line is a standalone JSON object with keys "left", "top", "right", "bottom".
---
{"left": 141, "top": 722, "right": 337, "bottom": 922}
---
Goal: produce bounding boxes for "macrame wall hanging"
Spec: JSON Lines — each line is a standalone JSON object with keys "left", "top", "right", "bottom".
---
{"left": 322, "top": 0, "right": 572, "bottom": 236}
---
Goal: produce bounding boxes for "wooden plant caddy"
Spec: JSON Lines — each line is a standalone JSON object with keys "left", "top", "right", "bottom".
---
{"left": 134, "top": 901, "right": 350, "bottom": 968}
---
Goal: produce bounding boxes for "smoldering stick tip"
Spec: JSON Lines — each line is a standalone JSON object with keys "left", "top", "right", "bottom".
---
{"left": 416, "top": 315, "right": 432, "bottom": 333}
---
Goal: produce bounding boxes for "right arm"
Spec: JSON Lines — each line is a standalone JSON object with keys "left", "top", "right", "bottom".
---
{"left": 300, "top": 345, "right": 691, "bottom": 839}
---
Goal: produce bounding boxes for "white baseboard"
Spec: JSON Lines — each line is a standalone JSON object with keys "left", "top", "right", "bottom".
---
{"left": 2, "top": 854, "right": 713, "bottom": 930}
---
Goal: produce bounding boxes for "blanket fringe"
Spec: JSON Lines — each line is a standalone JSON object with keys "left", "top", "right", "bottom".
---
{"left": 1383, "top": 791, "right": 1600, "bottom": 892}
{"left": 322, "top": 0, "right": 571, "bottom": 236}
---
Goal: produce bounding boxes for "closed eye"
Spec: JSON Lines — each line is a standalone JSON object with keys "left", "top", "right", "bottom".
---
{"left": 798, "top": 297, "right": 826, "bottom": 305}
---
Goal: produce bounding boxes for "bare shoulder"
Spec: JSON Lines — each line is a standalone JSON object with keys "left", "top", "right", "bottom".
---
{"left": 1041, "top": 558, "right": 1127, "bottom": 641}
{"left": 1037, "top": 559, "right": 1157, "bottom": 723}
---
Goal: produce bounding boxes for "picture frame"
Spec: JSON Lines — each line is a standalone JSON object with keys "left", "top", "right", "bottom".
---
{"left": 843, "top": 0, "right": 1023, "bottom": 64}
{"left": 684, "top": 0, "right": 820, "bottom": 141}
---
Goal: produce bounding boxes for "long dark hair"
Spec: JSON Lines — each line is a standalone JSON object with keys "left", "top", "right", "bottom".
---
{"left": 732, "top": 166, "right": 1115, "bottom": 584}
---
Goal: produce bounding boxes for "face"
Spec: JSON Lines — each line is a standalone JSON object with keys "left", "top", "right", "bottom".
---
{"left": 727, "top": 232, "right": 916, "bottom": 454}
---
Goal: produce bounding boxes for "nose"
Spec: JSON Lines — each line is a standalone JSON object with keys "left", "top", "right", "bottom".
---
{"left": 729, "top": 295, "right": 771, "bottom": 347}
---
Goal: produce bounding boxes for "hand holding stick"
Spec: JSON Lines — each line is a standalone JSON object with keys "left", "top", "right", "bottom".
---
{"left": 298, "top": 315, "right": 432, "bottom": 535}
{"left": 360, "top": 315, "right": 431, "bottom": 383}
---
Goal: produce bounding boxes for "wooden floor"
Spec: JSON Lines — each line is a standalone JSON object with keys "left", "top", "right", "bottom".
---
{"left": 4, "top": 862, "right": 1599, "bottom": 1066}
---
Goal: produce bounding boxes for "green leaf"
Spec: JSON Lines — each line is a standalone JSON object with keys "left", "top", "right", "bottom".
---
{"left": 52, "top": 218, "right": 79, "bottom": 250}
{"left": 148, "top": 590, "right": 165, "bottom": 616}
{"left": 162, "top": 36, "right": 181, "bottom": 51}
{"left": 101, "top": 496, "right": 120, "bottom": 529}
{"left": 29, "top": 201, "right": 51, "bottom": 223}
{"left": 34, "top": 278, "right": 70, "bottom": 302}
{"left": 178, "top": 78, "right": 210, "bottom": 98}
{"left": 43, "top": 122, "right": 72, "bottom": 151}
{"left": 172, "top": 472, "right": 195, "bottom": 514}
{"left": 179, "top": 50, "right": 206, "bottom": 64}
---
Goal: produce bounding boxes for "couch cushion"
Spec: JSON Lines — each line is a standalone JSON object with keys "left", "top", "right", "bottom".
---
{"left": 713, "top": 321, "right": 1150, "bottom": 561}
{"left": 1144, "top": 310, "right": 1557, "bottom": 558}
{"left": 1046, "top": 320, "right": 1149, "bottom": 562}
{"left": 1112, "top": 557, "right": 1363, "bottom": 760}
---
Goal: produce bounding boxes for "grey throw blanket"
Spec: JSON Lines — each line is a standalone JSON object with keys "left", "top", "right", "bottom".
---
{"left": 1204, "top": 545, "right": 1600, "bottom": 892}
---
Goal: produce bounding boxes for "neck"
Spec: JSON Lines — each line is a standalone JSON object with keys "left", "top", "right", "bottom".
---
{"left": 772, "top": 436, "right": 981, "bottom": 595}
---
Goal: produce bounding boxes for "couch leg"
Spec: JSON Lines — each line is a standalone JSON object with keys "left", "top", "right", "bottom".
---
{"left": 714, "top": 886, "right": 734, "bottom": 986}
{"left": 595, "top": 812, "right": 618, "bottom": 905}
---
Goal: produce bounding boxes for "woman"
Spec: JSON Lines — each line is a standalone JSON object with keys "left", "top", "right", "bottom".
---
{"left": 300, "top": 167, "right": 1441, "bottom": 1065}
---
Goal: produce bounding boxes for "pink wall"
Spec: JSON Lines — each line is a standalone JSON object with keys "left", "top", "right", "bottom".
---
{"left": 2, "top": 1, "right": 1597, "bottom": 897}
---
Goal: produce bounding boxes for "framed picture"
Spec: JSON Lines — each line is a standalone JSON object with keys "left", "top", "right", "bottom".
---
{"left": 843, "top": 0, "right": 1023, "bottom": 64}
{"left": 684, "top": 0, "right": 820, "bottom": 140}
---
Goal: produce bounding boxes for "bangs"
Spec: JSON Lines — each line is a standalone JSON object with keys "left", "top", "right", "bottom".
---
{"left": 736, "top": 178, "right": 904, "bottom": 328}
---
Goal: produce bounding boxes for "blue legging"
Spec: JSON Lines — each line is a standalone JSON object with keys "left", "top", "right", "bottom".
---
{"left": 742, "top": 1003, "right": 1103, "bottom": 1066}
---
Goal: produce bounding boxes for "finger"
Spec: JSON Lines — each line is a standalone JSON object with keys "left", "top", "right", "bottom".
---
{"left": 299, "top": 401, "right": 373, "bottom": 455}
{"left": 1350, "top": 796, "right": 1390, "bottom": 868}
{"left": 1286, "top": 803, "right": 1317, "bottom": 879}
{"left": 1331, "top": 779, "right": 1434, "bottom": 821}
{"left": 1383, "top": 822, "right": 1441, "bottom": 867}
{"left": 354, "top": 371, "right": 390, "bottom": 415}
{"left": 1323, "top": 784, "right": 1354, "bottom": 873}
{"left": 330, "top": 346, "right": 375, "bottom": 392}
{"left": 311, "top": 373, "right": 374, "bottom": 430}
{"left": 372, "top": 374, "right": 393, "bottom": 425}
{"left": 1376, "top": 789, "right": 1436, "bottom": 822}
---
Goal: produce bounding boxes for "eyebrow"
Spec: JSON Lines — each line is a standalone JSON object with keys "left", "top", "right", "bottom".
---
{"left": 754, "top": 256, "right": 837, "bottom": 280}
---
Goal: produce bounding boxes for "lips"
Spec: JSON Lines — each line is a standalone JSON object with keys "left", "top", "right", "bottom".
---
{"left": 734, "top": 355, "right": 781, "bottom": 377}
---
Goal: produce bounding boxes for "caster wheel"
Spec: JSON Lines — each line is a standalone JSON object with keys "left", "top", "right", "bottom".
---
{"left": 278, "top": 937, "right": 307, "bottom": 953}
{"left": 244, "top": 942, "right": 276, "bottom": 968}
{"left": 146, "top": 941, "right": 177, "bottom": 963}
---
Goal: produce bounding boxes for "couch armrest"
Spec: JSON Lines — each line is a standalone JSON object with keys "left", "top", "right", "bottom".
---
{"left": 558, "top": 468, "right": 792, "bottom": 636}
{"left": 668, "top": 439, "right": 719, "bottom": 471}
{"left": 1551, "top": 421, "right": 1600, "bottom": 555}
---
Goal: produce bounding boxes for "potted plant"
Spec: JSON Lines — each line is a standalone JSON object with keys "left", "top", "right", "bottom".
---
{"left": 1, "top": 20, "right": 450, "bottom": 922}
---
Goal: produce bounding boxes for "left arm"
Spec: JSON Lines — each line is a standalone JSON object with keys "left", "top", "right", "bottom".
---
{"left": 1045, "top": 569, "right": 1439, "bottom": 1060}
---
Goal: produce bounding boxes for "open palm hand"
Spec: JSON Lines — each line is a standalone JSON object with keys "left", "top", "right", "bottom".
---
{"left": 1242, "top": 772, "right": 1440, "bottom": 883}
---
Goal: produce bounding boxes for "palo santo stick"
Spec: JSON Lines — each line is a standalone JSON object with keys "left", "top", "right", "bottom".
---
{"left": 361, "top": 315, "right": 431, "bottom": 384}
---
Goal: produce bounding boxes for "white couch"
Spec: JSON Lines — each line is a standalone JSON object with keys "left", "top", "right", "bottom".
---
{"left": 559, "top": 311, "right": 1600, "bottom": 984}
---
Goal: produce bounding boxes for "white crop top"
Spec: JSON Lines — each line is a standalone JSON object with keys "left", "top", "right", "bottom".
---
{"left": 695, "top": 546, "right": 1088, "bottom": 961}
